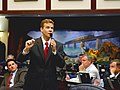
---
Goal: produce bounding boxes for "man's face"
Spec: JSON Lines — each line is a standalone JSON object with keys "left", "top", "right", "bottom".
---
{"left": 110, "top": 62, "right": 117, "bottom": 75}
{"left": 7, "top": 61, "right": 18, "bottom": 73}
{"left": 41, "top": 23, "right": 54, "bottom": 39}
{"left": 81, "top": 56, "right": 91, "bottom": 68}
{"left": 110, "top": 62, "right": 120, "bottom": 75}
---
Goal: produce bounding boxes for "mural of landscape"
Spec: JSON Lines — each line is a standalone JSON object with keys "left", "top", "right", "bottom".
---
{"left": 27, "top": 30, "right": 120, "bottom": 58}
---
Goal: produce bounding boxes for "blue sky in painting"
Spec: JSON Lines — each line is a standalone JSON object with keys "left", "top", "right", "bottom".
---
{"left": 27, "top": 30, "right": 119, "bottom": 56}
{"left": 27, "top": 31, "right": 113, "bottom": 43}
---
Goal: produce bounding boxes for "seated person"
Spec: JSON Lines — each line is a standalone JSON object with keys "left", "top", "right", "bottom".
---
{"left": 79, "top": 54, "right": 101, "bottom": 86}
{"left": 0, "top": 58, "right": 27, "bottom": 90}
{"left": 6, "top": 54, "right": 15, "bottom": 61}
{"left": 109, "top": 59, "right": 120, "bottom": 90}
{"left": 110, "top": 59, "right": 120, "bottom": 78}
{"left": 66, "top": 54, "right": 101, "bottom": 86}
{"left": 2, "top": 54, "right": 22, "bottom": 74}
{"left": 78, "top": 54, "right": 84, "bottom": 66}
{"left": 65, "top": 54, "right": 84, "bottom": 81}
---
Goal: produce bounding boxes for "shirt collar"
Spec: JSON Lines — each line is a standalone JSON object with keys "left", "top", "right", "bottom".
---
{"left": 13, "top": 69, "right": 18, "bottom": 74}
{"left": 115, "top": 72, "right": 120, "bottom": 78}
{"left": 86, "top": 63, "right": 93, "bottom": 71}
{"left": 41, "top": 36, "right": 51, "bottom": 47}
{"left": 10, "top": 69, "right": 18, "bottom": 76}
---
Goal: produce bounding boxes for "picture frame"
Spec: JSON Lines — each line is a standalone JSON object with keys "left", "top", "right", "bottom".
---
{"left": 104, "top": 0, "right": 120, "bottom": 1}
{"left": 14, "top": 0, "right": 38, "bottom": 2}
{"left": 59, "top": 0, "right": 83, "bottom": 1}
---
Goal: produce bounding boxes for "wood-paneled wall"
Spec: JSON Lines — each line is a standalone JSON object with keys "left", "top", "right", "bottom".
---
{"left": 0, "top": 0, "right": 120, "bottom": 14}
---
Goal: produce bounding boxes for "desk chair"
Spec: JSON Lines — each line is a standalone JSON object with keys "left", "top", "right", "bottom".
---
{"left": 69, "top": 84, "right": 106, "bottom": 90}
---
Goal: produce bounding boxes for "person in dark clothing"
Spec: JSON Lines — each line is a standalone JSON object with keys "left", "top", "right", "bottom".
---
{"left": 0, "top": 59, "right": 27, "bottom": 90}
{"left": 17, "top": 19, "right": 65, "bottom": 90}
{"left": 0, "top": 41, "right": 6, "bottom": 62}
{"left": 104, "top": 59, "right": 120, "bottom": 90}
{"left": 109, "top": 59, "right": 120, "bottom": 90}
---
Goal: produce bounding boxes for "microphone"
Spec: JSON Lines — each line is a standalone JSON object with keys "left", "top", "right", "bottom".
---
{"left": 50, "top": 33, "right": 53, "bottom": 39}
{"left": 50, "top": 33, "right": 54, "bottom": 49}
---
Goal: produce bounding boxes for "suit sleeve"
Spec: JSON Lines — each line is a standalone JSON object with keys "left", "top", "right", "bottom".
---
{"left": 54, "top": 42, "right": 66, "bottom": 68}
{"left": 12, "top": 69, "right": 27, "bottom": 88}
{"left": 0, "top": 78, "right": 5, "bottom": 88}
{"left": 17, "top": 52, "right": 30, "bottom": 63}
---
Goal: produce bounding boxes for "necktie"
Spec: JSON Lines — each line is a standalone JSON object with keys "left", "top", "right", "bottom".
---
{"left": 44, "top": 42, "right": 48, "bottom": 60}
{"left": 7, "top": 73, "right": 13, "bottom": 87}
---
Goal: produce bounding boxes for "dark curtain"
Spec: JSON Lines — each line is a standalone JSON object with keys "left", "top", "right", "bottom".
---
{"left": 0, "top": 41, "right": 6, "bottom": 62}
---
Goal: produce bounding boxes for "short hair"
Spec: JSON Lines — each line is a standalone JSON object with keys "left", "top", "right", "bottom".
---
{"left": 82, "top": 53, "right": 92, "bottom": 61}
{"left": 6, "top": 54, "right": 15, "bottom": 60}
{"left": 79, "top": 54, "right": 84, "bottom": 57}
{"left": 6, "top": 59, "right": 17, "bottom": 66}
{"left": 40, "top": 19, "right": 54, "bottom": 28}
{"left": 110, "top": 59, "right": 120, "bottom": 67}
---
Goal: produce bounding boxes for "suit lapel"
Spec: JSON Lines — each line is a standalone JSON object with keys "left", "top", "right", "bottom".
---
{"left": 36, "top": 37, "right": 44, "bottom": 61}
{"left": 36, "top": 37, "right": 58, "bottom": 63}
{"left": 14, "top": 70, "right": 18, "bottom": 84}
{"left": 5, "top": 73, "right": 10, "bottom": 87}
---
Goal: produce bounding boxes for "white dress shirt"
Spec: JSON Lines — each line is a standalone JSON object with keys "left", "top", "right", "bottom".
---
{"left": 10, "top": 69, "right": 18, "bottom": 87}
{"left": 86, "top": 64, "right": 100, "bottom": 83}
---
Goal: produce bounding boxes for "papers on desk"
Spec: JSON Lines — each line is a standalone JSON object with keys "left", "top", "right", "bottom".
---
{"left": 66, "top": 76, "right": 81, "bottom": 83}
{"left": 66, "top": 71, "right": 91, "bottom": 84}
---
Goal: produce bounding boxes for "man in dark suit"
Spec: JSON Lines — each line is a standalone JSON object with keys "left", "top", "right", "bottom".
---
{"left": 109, "top": 59, "right": 120, "bottom": 78}
{"left": 109, "top": 59, "right": 120, "bottom": 90}
{"left": 0, "top": 59, "right": 27, "bottom": 90}
{"left": 17, "top": 19, "right": 66, "bottom": 90}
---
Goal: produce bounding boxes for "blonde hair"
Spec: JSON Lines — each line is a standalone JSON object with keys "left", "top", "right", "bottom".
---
{"left": 40, "top": 19, "right": 54, "bottom": 28}
{"left": 110, "top": 59, "right": 120, "bottom": 67}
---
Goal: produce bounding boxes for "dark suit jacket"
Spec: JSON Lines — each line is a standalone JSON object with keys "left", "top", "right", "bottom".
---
{"left": 17, "top": 37, "right": 65, "bottom": 90}
{"left": 0, "top": 68, "right": 27, "bottom": 90}
{"left": 111, "top": 73, "right": 120, "bottom": 90}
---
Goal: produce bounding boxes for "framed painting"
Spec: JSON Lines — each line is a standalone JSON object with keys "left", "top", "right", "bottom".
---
{"left": 104, "top": 0, "right": 120, "bottom": 1}
{"left": 59, "top": 0, "right": 83, "bottom": 1}
{"left": 14, "top": 0, "right": 38, "bottom": 2}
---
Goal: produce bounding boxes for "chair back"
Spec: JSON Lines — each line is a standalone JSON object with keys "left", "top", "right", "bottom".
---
{"left": 69, "top": 84, "right": 106, "bottom": 90}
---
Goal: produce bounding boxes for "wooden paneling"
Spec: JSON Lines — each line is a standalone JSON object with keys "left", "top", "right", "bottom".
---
{"left": 46, "top": 0, "right": 51, "bottom": 11}
{"left": 91, "top": 0, "right": 96, "bottom": 10}
{"left": 0, "top": 0, "right": 120, "bottom": 17}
